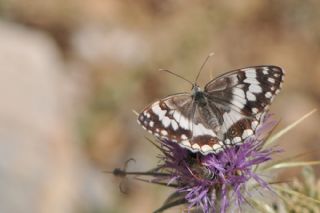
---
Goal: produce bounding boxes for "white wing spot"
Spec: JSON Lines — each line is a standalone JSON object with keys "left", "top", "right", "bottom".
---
{"left": 181, "top": 140, "right": 191, "bottom": 147}
{"left": 249, "top": 84, "right": 262, "bottom": 93}
{"left": 222, "top": 111, "right": 242, "bottom": 131}
{"left": 149, "top": 121, "right": 154, "bottom": 127}
{"left": 251, "top": 121, "right": 259, "bottom": 130}
{"left": 181, "top": 134, "right": 188, "bottom": 140}
{"left": 256, "top": 113, "right": 262, "bottom": 120}
{"left": 224, "top": 139, "right": 231, "bottom": 145}
{"left": 173, "top": 111, "right": 181, "bottom": 122}
{"left": 193, "top": 123, "right": 217, "bottom": 137}
{"left": 232, "top": 94, "right": 247, "bottom": 106}
{"left": 173, "top": 111, "right": 189, "bottom": 130}
{"left": 242, "top": 129, "right": 253, "bottom": 139}
{"left": 212, "top": 144, "right": 222, "bottom": 150}
{"left": 233, "top": 87, "right": 245, "bottom": 99}
{"left": 243, "top": 68, "right": 257, "bottom": 78}
{"left": 180, "top": 117, "right": 190, "bottom": 130}
{"left": 236, "top": 84, "right": 245, "bottom": 89}
{"left": 192, "top": 143, "right": 201, "bottom": 150}
{"left": 152, "top": 103, "right": 166, "bottom": 120}
{"left": 201, "top": 145, "right": 212, "bottom": 153}
{"left": 162, "top": 116, "right": 171, "bottom": 128}
{"left": 246, "top": 91, "right": 256, "bottom": 101}
{"left": 265, "top": 92, "right": 272, "bottom": 98}
{"left": 232, "top": 137, "right": 242, "bottom": 144}
{"left": 215, "top": 147, "right": 224, "bottom": 153}
{"left": 252, "top": 108, "right": 258, "bottom": 114}
{"left": 161, "top": 130, "right": 168, "bottom": 136}
{"left": 268, "top": 77, "right": 275, "bottom": 83}
{"left": 171, "top": 120, "right": 179, "bottom": 130}
{"left": 243, "top": 78, "right": 260, "bottom": 84}
{"left": 231, "top": 99, "right": 245, "bottom": 109}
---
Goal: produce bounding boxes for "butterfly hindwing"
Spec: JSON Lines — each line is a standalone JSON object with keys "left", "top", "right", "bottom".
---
{"left": 137, "top": 93, "right": 193, "bottom": 142}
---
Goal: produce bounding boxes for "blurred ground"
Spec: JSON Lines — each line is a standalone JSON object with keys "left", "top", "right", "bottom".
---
{"left": 0, "top": 0, "right": 319, "bottom": 212}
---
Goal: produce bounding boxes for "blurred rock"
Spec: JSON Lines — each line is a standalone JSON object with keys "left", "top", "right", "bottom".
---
{"left": 0, "top": 20, "right": 75, "bottom": 213}
{"left": 0, "top": 21, "right": 111, "bottom": 213}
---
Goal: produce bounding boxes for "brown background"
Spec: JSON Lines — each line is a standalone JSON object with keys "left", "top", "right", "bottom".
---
{"left": 0, "top": 0, "right": 319, "bottom": 212}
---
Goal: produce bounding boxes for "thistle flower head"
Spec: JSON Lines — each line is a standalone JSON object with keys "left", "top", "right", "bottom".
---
{"left": 155, "top": 115, "right": 279, "bottom": 213}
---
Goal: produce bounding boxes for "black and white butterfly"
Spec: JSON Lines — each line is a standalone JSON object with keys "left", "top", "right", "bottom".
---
{"left": 137, "top": 65, "right": 284, "bottom": 155}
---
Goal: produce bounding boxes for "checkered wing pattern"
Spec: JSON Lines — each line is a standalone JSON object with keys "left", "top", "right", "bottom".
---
{"left": 204, "top": 66, "right": 284, "bottom": 148}
{"left": 137, "top": 65, "right": 284, "bottom": 155}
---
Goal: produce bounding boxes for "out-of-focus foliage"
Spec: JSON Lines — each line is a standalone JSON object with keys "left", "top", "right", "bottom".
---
{"left": 0, "top": 0, "right": 319, "bottom": 212}
{"left": 273, "top": 166, "right": 320, "bottom": 213}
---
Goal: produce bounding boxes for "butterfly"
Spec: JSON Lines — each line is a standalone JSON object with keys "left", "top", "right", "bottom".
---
{"left": 137, "top": 65, "right": 284, "bottom": 155}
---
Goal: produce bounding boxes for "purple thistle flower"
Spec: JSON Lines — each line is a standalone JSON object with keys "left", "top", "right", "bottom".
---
{"left": 110, "top": 114, "right": 281, "bottom": 213}
{"left": 152, "top": 114, "right": 280, "bottom": 213}
{"left": 111, "top": 109, "right": 320, "bottom": 212}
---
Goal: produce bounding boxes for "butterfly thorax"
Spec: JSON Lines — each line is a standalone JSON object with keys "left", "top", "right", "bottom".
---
{"left": 192, "top": 84, "right": 223, "bottom": 130}
{"left": 192, "top": 85, "right": 207, "bottom": 106}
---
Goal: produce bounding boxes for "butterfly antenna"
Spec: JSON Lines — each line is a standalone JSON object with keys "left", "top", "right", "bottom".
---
{"left": 194, "top": 52, "right": 215, "bottom": 84}
{"left": 159, "top": 69, "right": 193, "bottom": 86}
{"left": 132, "top": 109, "right": 139, "bottom": 117}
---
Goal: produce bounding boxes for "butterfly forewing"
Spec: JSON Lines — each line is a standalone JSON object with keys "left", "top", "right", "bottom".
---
{"left": 204, "top": 65, "right": 284, "bottom": 146}
{"left": 205, "top": 66, "right": 284, "bottom": 115}
{"left": 138, "top": 65, "right": 284, "bottom": 155}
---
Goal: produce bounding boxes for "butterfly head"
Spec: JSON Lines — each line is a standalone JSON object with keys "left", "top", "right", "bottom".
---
{"left": 191, "top": 84, "right": 202, "bottom": 93}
